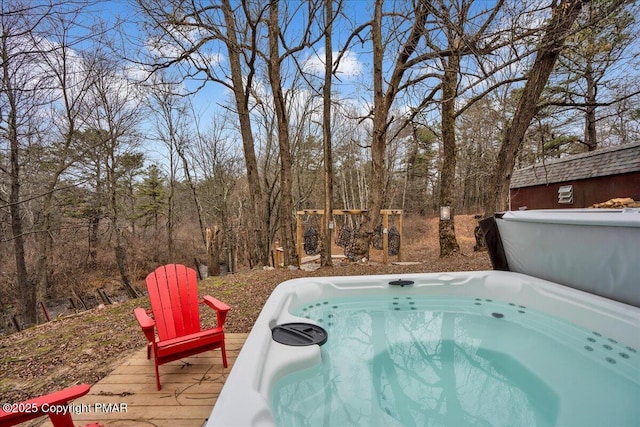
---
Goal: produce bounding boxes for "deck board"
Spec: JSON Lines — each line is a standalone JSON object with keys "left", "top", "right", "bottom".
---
{"left": 34, "top": 333, "right": 248, "bottom": 427}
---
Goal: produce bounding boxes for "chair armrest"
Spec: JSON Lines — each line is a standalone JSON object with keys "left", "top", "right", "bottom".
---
{"left": 203, "top": 295, "right": 230, "bottom": 312}
{"left": 0, "top": 384, "right": 92, "bottom": 425}
{"left": 134, "top": 307, "right": 156, "bottom": 343}
{"left": 203, "top": 296, "right": 230, "bottom": 327}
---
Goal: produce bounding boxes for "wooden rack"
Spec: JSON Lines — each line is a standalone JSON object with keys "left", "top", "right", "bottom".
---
{"left": 295, "top": 209, "right": 403, "bottom": 265}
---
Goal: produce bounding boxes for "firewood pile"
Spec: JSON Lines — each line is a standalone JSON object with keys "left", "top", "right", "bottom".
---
{"left": 591, "top": 197, "right": 640, "bottom": 208}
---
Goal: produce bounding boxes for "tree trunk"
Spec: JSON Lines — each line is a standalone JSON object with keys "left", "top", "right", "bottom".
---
{"left": 353, "top": 0, "right": 386, "bottom": 260}
{"left": 178, "top": 149, "right": 206, "bottom": 247}
{"left": 207, "top": 226, "right": 221, "bottom": 276}
{"left": 267, "top": 0, "right": 298, "bottom": 266}
{"left": 35, "top": 209, "right": 53, "bottom": 310}
{"left": 37, "top": 163, "right": 73, "bottom": 303}
{"left": 166, "top": 183, "right": 175, "bottom": 259}
{"left": 484, "top": 0, "right": 589, "bottom": 217}
{"left": 321, "top": 0, "right": 334, "bottom": 267}
{"left": 584, "top": 66, "right": 597, "bottom": 151}
{"left": 104, "top": 128, "right": 138, "bottom": 299}
{"left": 87, "top": 162, "right": 103, "bottom": 267}
{"left": 3, "top": 41, "right": 36, "bottom": 324}
{"left": 402, "top": 129, "right": 420, "bottom": 213}
{"left": 114, "top": 237, "right": 138, "bottom": 299}
{"left": 355, "top": 0, "right": 430, "bottom": 259}
{"left": 9, "top": 135, "right": 35, "bottom": 324}
{"left": 167, "top": 152, "right": 176, "bottom": 259}
{"left": 439, "top": 49, "right": 461, "bottom": 257}
{"left": 221, "top": 0, "right": 269, "bottom": 266}
{"left": 87, "top": 216, "right": 99, "bottom": 267}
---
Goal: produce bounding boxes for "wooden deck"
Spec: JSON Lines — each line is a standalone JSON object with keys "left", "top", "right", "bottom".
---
{"left": 39, "top": 333, "right": 248, "bottom": 427}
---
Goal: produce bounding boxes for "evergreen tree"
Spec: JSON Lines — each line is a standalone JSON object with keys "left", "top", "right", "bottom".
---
{"left": 136, "top": 165, "right": 167, "bottom": 232}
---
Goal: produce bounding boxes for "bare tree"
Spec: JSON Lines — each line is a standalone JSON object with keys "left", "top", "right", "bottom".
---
{"left": 456, "top": 96, "right": 504, "bottom": 213}
{"left": 136, "top": 0, "right": 270, "bottom": 266}
{"left": 30, "top": 5, "right": 102, "bottom": 307}
{"left": 219, "top": 0, "right": 270, "bottom": 266}
{"left": 427, "top": 0, "right": 519, "bottom": 256}
{"left": 337, "top": 0, "right": 516, "bottom": 258}
{"left": 145, "top": 73, "right": 188, "bottom": 257}
{"left": 437, "top": 3, "right": 463, "bottom": 256}
{"left": 265, "top": 1, "right": 296, "bottom": 265}
{"left": 261, "top": 0, "right": 328, "bottom": 265}
{"left": 0, "top": 1, "right": 90, "bottom": 324}
{"left": 341, "top": 0, "right": 434, "bottom": 260}
{"left": 146, "top": 75, "right": 210, "bottom": 258}
{"left": 0, "top": 1, "right": 44, "bottom": 324}
{"left": 604, "top": 84, "right": 640, "bottom": 144}
{"left": 484, "top": 0, "right": 594, "bottom": 217}
{"left": 86, "top": 48, "right": 143, "bottom": 298}
{"left": 344, "top": 0, "right": 509, "bottom": 257}
{"left": 250, "top": 80, "right": 282, "bottom": 255}
{"left": 187, "top": 111, "right": 243, "bottom": 273}
{"left": 321, "top": 0, "right": 336, "bottom": 267}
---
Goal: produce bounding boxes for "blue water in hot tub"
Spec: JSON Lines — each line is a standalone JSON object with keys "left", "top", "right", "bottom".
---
{"left": 271, "top": 296, "right": 639, "bottom": 426}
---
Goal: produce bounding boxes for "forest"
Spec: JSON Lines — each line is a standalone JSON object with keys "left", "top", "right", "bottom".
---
{"left": 1, "top": 0, "right": 638, "bottom": 328}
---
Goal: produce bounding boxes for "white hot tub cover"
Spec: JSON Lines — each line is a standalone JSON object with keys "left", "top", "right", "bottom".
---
{"left": 493, "top": 208, "right": 640, "bottom": 307}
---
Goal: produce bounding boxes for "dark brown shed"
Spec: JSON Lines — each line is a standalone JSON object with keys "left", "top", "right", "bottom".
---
{"left": 509, "top": 142, "right": 640, "bottom": 210}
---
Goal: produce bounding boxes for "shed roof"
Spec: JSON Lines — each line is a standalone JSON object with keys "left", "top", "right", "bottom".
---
{"left": 510, "top": 142, "right": 640, "bottom": 189}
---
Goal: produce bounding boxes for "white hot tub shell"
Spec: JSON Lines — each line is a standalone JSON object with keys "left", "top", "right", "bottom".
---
{"left": 208, "top": 271, "right": 640, "bottom": 426}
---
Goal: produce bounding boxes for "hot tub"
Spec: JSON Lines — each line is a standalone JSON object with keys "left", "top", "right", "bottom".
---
{"left": 208, "top": 271, "right": 640, "bottom": 426}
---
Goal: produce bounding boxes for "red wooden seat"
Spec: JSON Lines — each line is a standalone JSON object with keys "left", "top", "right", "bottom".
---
{"left": 0, "top": 384, "right": 103, "bottom": 427}
{"left": 134, "top": 264, "right": 230, "bottom": 390}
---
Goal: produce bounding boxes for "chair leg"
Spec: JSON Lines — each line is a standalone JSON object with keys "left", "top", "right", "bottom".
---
{"left": 48, "top": 411, "right": 76, "bottom": 427}
{"left": 147, "top": 342, "right": 152, "bottom": 360}
{"left": 155, "top": 360, "right": 162, "bottom": 390}
{"left": 221, "top": 342, "right": 228, "bottom": 368}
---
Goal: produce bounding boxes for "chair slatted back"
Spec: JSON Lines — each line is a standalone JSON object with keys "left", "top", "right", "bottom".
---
{"left": 146, "top": 264, "right": 202, "bottom": 341}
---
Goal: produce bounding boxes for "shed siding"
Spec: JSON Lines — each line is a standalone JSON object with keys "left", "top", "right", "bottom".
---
{"left": 509, "top": 172, "right": 640, "bottom": 210}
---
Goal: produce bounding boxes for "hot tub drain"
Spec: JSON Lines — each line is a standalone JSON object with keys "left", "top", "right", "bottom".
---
{"left": 272, "top": 323, "right": 328, "bottom": 346}
{"left": 388, "top": 279, "right": 414, "bottom": 287}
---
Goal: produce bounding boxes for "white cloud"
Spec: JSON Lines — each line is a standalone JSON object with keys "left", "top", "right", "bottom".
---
{"left": 304, "top": 49, "right": 363, "bottom": 78}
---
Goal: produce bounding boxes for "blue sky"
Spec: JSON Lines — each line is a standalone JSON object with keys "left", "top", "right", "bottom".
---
{"left": 89, "top": 0, "right": 371, "bottom": 127}
{"left": 60, "top": 0, "right": 640, "bottom": 167}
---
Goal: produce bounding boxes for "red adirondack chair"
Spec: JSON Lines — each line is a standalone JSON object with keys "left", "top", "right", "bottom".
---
{"left": 0, "top": 384, "right": 103, "bottom": 427}
{"left": 134, "top": 264, "right": 230, "bottom": 390}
